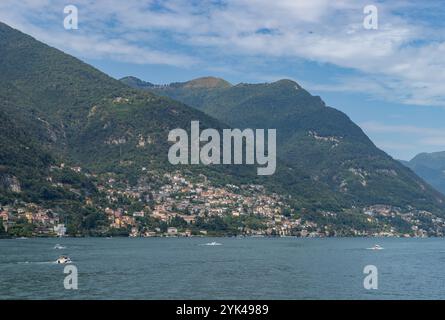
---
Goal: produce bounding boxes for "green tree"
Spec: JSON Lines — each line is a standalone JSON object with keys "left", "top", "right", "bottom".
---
{"left": 8, "top": 218, "right": 34, "bottom": 237}
{"left": 0, "top": 222, "right": 7, "bottom": 237}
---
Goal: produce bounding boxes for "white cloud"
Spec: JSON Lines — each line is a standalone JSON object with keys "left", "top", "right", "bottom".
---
{"left": 360, "top": 121, "right": 445, "bottom": 137}
{"left": 1, "top": 0, "right": 445, "bottom": 106}
{"left": 360, "top": 121, "right": 445, "bottom": 159}
{"left": 0, "top": 0, "right": 198, "bottom": 66}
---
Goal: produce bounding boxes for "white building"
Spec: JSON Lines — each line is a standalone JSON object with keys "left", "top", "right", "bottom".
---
{"left": 54, "top": 224, "right": 66, "bottom": 237}
{"left": 167, "top": 227, "right": 178, "bottom": 236}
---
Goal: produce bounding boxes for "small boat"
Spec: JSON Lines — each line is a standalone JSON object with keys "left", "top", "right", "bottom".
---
{"left": 368, "top": 244, "right": 384, "bottom": 250}
{"left": 53, "top": 244, "right": 66, "bottom": 250}
{"left": 204, "top": 241, "right": 222, "bottom": 246}
{"left": 56, "top": 256, "right": 72, "bottom": 264}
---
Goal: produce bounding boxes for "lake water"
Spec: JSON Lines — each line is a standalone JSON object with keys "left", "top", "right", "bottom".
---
{"left": 0, "top": 237, "right": 444, "bottom": 300}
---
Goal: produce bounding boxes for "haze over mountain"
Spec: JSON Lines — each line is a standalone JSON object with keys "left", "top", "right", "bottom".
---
{"left": 401, "top": 152, "right": 445, "bottom": 195}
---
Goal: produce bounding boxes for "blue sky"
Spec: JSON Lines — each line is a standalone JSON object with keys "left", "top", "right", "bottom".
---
{"left": 1, "top": 0, "right": 445, "bottom": 160}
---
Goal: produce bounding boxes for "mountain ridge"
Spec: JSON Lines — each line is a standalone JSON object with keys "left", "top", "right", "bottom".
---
{"left": 401, "top": 151, "right": 445, "bottom": 195}
{"left": 122, "top": 75, "right": 445, "bottom": 214}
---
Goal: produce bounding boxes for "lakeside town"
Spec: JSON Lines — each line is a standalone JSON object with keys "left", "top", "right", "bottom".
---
{"left": 2, "top": 165, "right": 445, "bottom": 238}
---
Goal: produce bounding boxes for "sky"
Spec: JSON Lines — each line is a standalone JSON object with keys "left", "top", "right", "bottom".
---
{"left": 1, "top": 0, "right": 445, "bottom": 160}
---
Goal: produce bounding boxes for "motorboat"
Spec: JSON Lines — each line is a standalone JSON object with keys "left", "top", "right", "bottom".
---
{"left": 369, "top": 244, "right": 383, "bottom": 250}
{"left": 56, "top": 256, "right": 72, "bottom": 264}
{"left": 54, "top": 244, "right": 66, "bottom": 250}
{"left": 204, "top": 242, "right": 222, "bottom": 246}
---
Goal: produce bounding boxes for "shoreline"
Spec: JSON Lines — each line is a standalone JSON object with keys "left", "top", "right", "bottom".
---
{"left": 0, "top": 234, "right": 440, "bottom": 240}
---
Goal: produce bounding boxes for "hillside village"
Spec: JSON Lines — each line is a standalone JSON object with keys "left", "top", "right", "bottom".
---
{"left": 2, "top": 165, "right": 445, "bottom": 238}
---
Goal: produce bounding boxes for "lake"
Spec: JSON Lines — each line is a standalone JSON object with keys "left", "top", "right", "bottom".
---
{"left": 0, "top": 237, "right": 444, "bottom": 299}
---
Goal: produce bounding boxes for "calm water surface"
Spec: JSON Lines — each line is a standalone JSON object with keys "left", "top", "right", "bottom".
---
{"left": 0, "top": 237, "right": 444, "bottom": 299}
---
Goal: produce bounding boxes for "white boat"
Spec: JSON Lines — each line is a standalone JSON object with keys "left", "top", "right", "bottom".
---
{"left": 53, "top": 244, "right": 66, "bottom": 250}
{"left": 368, "top": 244, "right": 384, "bottom": 250}
{"left": 204, "top": 241, "right": 222, "bottom": 246}
{"left": 56, "top": 256, "right": 72, "bottom": 264}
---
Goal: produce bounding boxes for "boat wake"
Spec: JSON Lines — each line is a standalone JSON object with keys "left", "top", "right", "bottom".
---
{"left": 17, "top": 261, "right": 58, "bottom": 265}
{"left": 200, "top": 242, "right": 222, "bottom": 246}
{"left": 366, "top": 244, "right": 384, "bottom": 250}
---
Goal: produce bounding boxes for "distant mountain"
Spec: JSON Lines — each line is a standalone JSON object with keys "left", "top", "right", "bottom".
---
{"left": 401, "top": 152, "right": 445, "bottom": 195}
{"left": 120, "top": 76, "right": 231, "bottom": 90}
{"left": 120, "top": 76, "right": 155, "bottom": 90}
{"left": 173, "top": 77, "right": 232, "bottom": 89}
{"left": 122, "top": 76, "right": 445, "bottom": 214}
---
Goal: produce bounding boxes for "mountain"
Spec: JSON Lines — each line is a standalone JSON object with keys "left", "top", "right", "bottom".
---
{"left": 0, "top": 22, "right": 257, "bottom": 235}
{"left": 401, "top": 152, "right": 445, "bottom": 195}
{"left": 122, "top": 76, "right": 445, "bottom": 214}
{"left": 120, "top": 76, "right": 155, "bottom": 90}
{"left": 1, "top": 20, "right": 445, "bottom": 237}
{"left": 121, "top": 76, "right": 232, "bottom": 90}
{"left": 174, "top": 77, "right": 232, "bottom": 89}
{"left": 0, "top": 23, "right": 235, "bottom": 176}
{"left": 0, "top": 106, "right": 53, "bottom": 201}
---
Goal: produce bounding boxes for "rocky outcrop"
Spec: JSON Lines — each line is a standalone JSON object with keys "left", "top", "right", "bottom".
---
{"left": 0, "top": 174, "right": 21, "bottom": 193}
